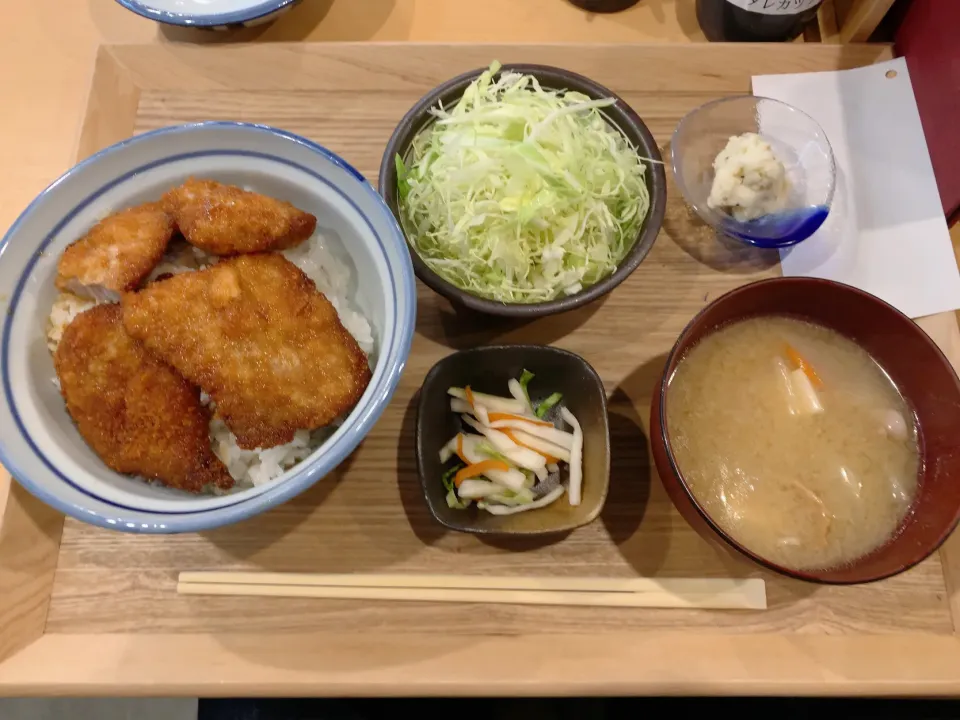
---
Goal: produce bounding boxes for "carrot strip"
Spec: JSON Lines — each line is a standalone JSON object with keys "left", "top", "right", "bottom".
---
{"left": 464, "top": 386, "right": 476, "bottom": 409}
{"left": 785, "top": 343, "right": 823, "bottom": 389}
{"left": 454, "top": 459, "right": 509, "bottom": 487}
{"left": 455, "top": 434, "right": 470, "bottom": 465}
{"left": 487, "top": 412, "right": 553, "bottom": 427}
{"left": 502, "top": 428, "right": 559, "bottom": 463}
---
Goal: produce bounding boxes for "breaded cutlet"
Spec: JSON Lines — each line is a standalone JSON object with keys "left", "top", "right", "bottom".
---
{"left": 55, "top": 201, "right": 175, "bottom": 302}
{"left": 54, "top": 304, "right": 233, "bottom": 493}
{"left": 121, "top": 253, "right": 372, "bottom": 450}
{"left": 162, "top": 178, "right": 317, "bottom": 256}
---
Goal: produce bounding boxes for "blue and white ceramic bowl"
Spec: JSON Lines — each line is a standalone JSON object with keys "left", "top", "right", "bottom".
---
{"left": 115, "top": 0, "right": 302, "bottom": 29}
{"left": 0, "top": 122, "right": 415, "bottom": 533}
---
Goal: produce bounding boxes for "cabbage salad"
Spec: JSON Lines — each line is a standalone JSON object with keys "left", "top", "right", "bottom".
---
{"left": 397, "top": 61, "right": 651, "bottom": 303}
{"left": 439, "top": 370, "right": 583, "bottom": 515}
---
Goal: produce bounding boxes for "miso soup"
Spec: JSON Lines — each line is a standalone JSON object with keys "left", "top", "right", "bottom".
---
{"left": 667, "top": 316, "right": 919, "bottom": 571}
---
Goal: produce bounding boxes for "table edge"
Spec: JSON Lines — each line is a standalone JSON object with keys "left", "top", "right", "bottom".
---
{"left": 3, "top": 632, "right": 960, "bottom": 697}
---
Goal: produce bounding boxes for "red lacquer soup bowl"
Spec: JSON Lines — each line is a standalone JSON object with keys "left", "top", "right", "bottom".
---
{"left": 650, "top": 277, "right": 960, "bottom": 584}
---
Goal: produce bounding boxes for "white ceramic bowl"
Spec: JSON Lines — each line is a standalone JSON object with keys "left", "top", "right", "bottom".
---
{"left": 115, "top": 0, "right": 301, "bottom": 29}
{"left": 0, "top": 122, "right": 415, "bottom": 533}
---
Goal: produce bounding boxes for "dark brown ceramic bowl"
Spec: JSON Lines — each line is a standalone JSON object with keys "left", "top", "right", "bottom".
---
{"left": 417, "top": 345, "right": 610, "bottom": 535}
{"left": 650, "top": 277, "right": 960, "bottom": 584}
{"left": 378, "top": 64, "right": 667, "bottom": 318}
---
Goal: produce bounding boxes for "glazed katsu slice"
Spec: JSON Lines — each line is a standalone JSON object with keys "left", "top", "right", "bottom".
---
{"left": 121, "top": 253, "right": 372, "bottom": 450}
{"left": 54, "top": 304, "right": 234, "bottom": 493}
{"left": 55, "top": 201, "right": 175, "bottom": 302}
{"left": 162, "top": 178, "right": 317, "bottom": 256}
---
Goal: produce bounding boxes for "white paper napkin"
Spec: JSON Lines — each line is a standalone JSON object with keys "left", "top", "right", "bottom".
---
{"left": 752, "top": 58, "right": 960, "bottom": 319}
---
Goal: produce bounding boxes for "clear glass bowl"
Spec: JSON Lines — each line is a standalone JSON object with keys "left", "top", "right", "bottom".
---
{"left": 671, "top": 96, "right": 836, "bottom": 249}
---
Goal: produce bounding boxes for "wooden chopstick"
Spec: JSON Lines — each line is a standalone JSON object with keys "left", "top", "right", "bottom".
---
{"left": 176, "top": 572, "right": 766, "bottom": 610}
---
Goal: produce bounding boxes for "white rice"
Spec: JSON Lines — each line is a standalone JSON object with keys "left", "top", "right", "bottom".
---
{"left": 146, "top": 242, "right": 217, "bottom": 280}
{"left": 47, "top": 231, "right": 374, "bottom": 492}
{"left": 208, "top": 412, "right": 322, "bottom": 490}
{"left": 282, "top": 241, "right": 375, "bottom": 356}
{"left": 46, "top": 293, "right": 96, "bottom": 353}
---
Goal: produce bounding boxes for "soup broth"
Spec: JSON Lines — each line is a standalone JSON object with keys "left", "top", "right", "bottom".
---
{"left": 667, "top": 316, "right": 919, "bottom": 572}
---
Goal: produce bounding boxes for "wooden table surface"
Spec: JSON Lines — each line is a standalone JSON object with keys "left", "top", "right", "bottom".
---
{"left": 3, "top": 0, "right": 960, "bottom": 698}
{"left": 0, "top": 0, "right": 705, "bottom": 233}
{"left": 4, "top": 2, "right": 957, "bottom": 291}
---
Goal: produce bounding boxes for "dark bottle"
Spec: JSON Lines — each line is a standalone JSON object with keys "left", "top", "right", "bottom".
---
{"left": 696, "top": 0, "right": 823, "bottom": 42}
{"left": 568, "top": 0, "right": 641, "bottom": 12}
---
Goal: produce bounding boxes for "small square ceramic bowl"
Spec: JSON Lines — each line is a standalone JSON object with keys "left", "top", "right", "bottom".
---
{"left": 416, "top": 345, "right": 610, "bottom": 535}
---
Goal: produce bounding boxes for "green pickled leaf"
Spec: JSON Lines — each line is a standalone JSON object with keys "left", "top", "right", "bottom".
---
{"left": 441, "top": 463, "right": 463, "bottom": 493}
{"left": 535, "top": 392, "right": 563, "bottom": 419}
{"left": 518, "top": 369, "right": 535, "bottom": 394}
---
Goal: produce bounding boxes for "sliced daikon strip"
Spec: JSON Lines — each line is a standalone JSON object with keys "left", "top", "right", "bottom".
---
{"left": 458, "top": 479, "right": 503, "bottom": 499}
{"left": 508, "top": 428, "right": 572, "bottom": 463}
{"left": 560, "top": 406, "right": 583, "bottom": 506}
{"left": 488, "top": 419, "right": 574, "bottom": 450}
{"left": 439, "top": 434, "right": 459, "bottom": 463}
{"left": 480, "top": 486, "right": 565, "bottom": 515}
{"left": 487, "top": 488, "right": 536, "bottom": 506}
{"left": 774, "top": 356, "right": 800, "bottom": 416}
{"left": 461, "top": 415, "right": 547, "bottom": 473}
{"left": 508, "top": 378, "right": 535, "bottom": 416}
{"left": 458, "top": 434, "right": 527, "bottom": 491}
{"left": 473, "top": 403, "right": 491, "bottom": 426}
{"left": 448, "top": 388, "right": 525, "bottom": 414}
{"left": 450, "top": 398, "right": 473, "bottom": 414}
{"left": 790, "top": 368, "right": 823, "bottom": 415}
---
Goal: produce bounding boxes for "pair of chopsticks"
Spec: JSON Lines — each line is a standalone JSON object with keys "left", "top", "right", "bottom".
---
{"left": 177, "top": 572, "right": 766, "bottom": 610}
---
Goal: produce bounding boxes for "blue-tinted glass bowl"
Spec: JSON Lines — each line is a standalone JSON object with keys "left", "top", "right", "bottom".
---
{"left": 671, "top": 96, "right": 836, "bottom": 249}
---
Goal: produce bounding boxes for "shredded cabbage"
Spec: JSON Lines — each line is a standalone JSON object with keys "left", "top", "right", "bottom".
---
{"left": 397, "top": 61, "right": 651, "bottom": 304}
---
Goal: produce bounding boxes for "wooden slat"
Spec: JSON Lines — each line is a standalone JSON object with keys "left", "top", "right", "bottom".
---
{"left": 102, "top": 42, "right": 893, "bottom": 94}
{"left": 816, "top": 0, "right": 842, "bottom": 44}
{"left": 837, "top": 0, "right": 897, "bottom": 43}
{"left": 0, "top": 481, "right": 63, "bottom": 664}
{"left": 75, "top": 46, "right": 142, "bottom": 163}
{"left": 0, "top": 45, "right": 143, "bottom": 666}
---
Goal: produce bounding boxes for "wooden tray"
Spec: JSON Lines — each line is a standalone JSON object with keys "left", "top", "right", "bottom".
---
{"left": 3, "top": 42, "right": 960, "bottom": 697}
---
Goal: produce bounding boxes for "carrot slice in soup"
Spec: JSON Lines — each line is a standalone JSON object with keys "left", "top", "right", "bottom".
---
{"left": 785, "top": 343, "right": 823, "bottom": 389}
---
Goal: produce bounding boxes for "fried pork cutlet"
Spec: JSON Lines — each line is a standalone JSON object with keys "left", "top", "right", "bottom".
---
{"left": 54, "top": 304, "right": 233, "bottom": 493}
{"left": 162, "top": 178, "right": 317, "bottom": 256}
{"left": 55, "top": 202, "right": 174, "bottom": 302}
{"left": 122, "top": 254, "right": 372, "bottom": 450}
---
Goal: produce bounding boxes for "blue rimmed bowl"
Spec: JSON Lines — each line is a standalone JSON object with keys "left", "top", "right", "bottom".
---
{"left": 0, "top": 122, "right": 415, "bottom": 533}
{"left": 115, "top": 0, "right": 301, "bottom": 29}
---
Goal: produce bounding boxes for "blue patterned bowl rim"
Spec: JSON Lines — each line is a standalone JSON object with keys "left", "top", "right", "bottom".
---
{"left": 0, "top": 121, "right": 416, "bottom": 533}
{"left": 115, "top": 0, "right": 298, "bottom": 27}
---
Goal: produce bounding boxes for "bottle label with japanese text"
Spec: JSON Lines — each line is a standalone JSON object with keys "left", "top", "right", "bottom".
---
{"left": 726, "top": 0, "right": 820, "bottom": 14}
